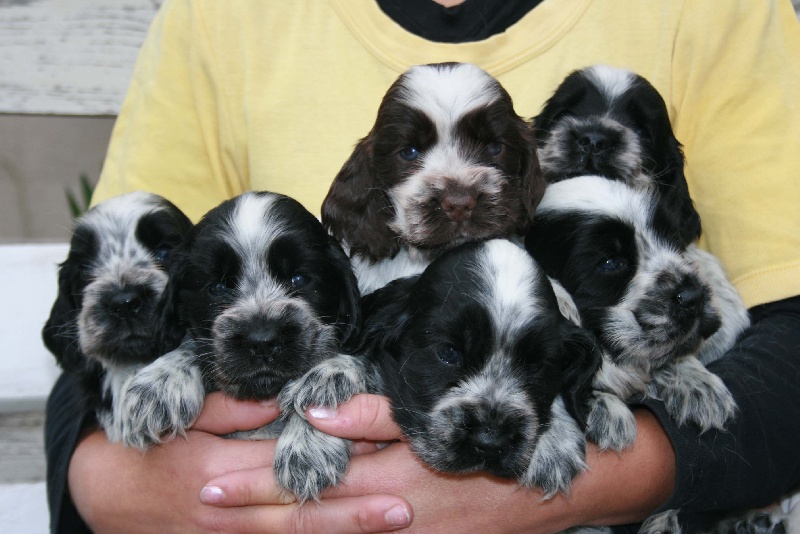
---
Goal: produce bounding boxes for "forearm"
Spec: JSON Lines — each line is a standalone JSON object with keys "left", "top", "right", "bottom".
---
{"left": 643, "top": 296, "right": 800, "bottom": 527}
{"left": 44, "top": 373, "right": 94, "bottom": 534}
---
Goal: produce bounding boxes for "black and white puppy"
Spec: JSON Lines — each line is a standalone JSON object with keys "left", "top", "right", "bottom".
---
{"left": 360, "top": 238, "right": 600, "bottom": 496}
{"left": 526, "top": 176, "right": 749, "bottom": 453}
{"left": 118, "top": 191, "right": 363, "bottom": 502}
{"left": 533, "top": 64, "right": 701, "bottom": 246}
{"left": 322, "top": 62, "right": 542, "bottom": 294}
{"left": 42, "top": 191, "right": 192, "bottom": 440}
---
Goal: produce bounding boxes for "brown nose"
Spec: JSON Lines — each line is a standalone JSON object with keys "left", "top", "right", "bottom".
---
{"left": 441, "top": 191, "right": 476, "bottom": 223}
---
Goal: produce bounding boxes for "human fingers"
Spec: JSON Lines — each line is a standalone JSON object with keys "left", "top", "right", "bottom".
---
{"left": 305, "top": 393, "right": 402, "bottom": 441}
{"left": 200, "top": 467, "right": 296, "bottom": 507}
{"left": 192, "top": 392, "right": 281, "bottom": 435}
{"left": 199, "top": 494, "right": 413, "bottom": 533}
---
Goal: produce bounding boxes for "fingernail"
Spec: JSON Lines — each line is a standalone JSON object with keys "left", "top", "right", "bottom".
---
{"left": 200, "top": 485, "right": 225, "bottom": 504}
{"left": 260, "top": 398, "right": 277, "bottom": 408}
{"left": 384, "top": 504, "right": 411, "bottom": 527}
{"left": 308, "top": 405, "right": 337, "bottom": 419}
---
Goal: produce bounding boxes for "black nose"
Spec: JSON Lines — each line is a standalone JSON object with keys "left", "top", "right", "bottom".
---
{"left": 246, "top": 325, "right": 281, "bottom": 360}
{"left": 109, "top": 290, "right": 143, "bottom": 318}
{"left": 470, "top": 426, "right": 511, "bottom": 460}
{"left": 440, "top": 190, "right": 476, "bottom": 223}
{"left": 577, "top": 130, "right": 612, "bottom": 155}
{"left": 675, "top": 279, "right": 705, "bottom": 312}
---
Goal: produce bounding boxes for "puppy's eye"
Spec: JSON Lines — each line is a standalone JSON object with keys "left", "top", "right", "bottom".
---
{"left": 633, "top": 127, "right": 651, "bottom": 143}
{"left": 79, "top": 263, "right": 93, "bottom": 280}
{"left": 290, "top": 274, "right": 310, "bottom": 288}
{"left": 152, "top": 245, "right": 172, "bottom": 264}
{"left": 436, "top": 344, "right": 463, "bottom": 366}
{"left": 398, "top": 147, "right": 420, "bottom": 161}
{"left": 486, "top": 141, "right": 503, "bottom": 157}
{"left": 208, "top": 281, "right": 231, "bottom": 297}
{"left": 597, "top": 257, "right": 629, "bottom": 273}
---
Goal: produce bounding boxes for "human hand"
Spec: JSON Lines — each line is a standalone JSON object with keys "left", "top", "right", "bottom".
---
{"left": 68, "top": 392, "right": 412, "bottom": 533}
{"left": 205, "top": 395, "right": 676, "bottom": 534}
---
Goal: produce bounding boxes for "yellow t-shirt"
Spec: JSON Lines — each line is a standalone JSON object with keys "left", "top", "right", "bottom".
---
{"left": 93, "top": 0, "right": 800, "bottom": 308}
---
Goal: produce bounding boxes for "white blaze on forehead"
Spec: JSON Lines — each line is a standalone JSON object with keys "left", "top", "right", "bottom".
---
{"left": 537, "top": 175, "right": 653, "bottom": 231}
{"left": 479, "top": 239, "right": 545, "bottom": 340}
{"left": 400, "top": 63, "right": 501, "bottom": 135}
{"left": 80, "top": 191, "right": 170, "bottom": 269}
{"left": 584, "top": 64, "right": 635, "bottom": 102}
{"left": 225, "top": 192, "right": 282, "bottom": 283}
{"left": 83, "top": 191, "right": 165, "bottom": 245}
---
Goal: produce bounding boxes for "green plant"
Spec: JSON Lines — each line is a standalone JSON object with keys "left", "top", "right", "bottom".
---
{"left": 66, "top": 173, "right": 95, "bottom": 218}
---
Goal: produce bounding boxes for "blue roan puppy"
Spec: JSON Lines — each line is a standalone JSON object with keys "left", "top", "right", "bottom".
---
{"left": 360, "top": 238, "right": 601, "bottom": 496}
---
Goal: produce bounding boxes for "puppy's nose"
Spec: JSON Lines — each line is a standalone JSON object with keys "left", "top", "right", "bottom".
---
{"left": 246, "top": 326, "right": 280, "bottom": 360}
{"left": 441, "top": 191, "right": 476, "bottom": 223}
{"left": 471, "top": 426, "right": 510, "bottom": 459}
{"left": 577, "top": 130, "right": 612, "bottom": 155}
{"left": 109, "top": 290, "right": 143, "bottom": 318}
{"left": 674, "top": 279, "right": 705, "bottom": 313}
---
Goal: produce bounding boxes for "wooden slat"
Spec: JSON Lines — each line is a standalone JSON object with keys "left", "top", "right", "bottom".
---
{"left": 0, "top": 0, "right": 160, "bottom": 116}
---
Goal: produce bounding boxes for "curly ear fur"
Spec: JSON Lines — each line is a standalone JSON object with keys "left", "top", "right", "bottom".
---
{"left": 558, "top": 322, "right": 602, "bottom": 429}
{"left": 153, "top": 244, "right": 189, "bottom": 354}
{"left": 328, "top": 234, "right": 363, "bottom": 349}
{"left": 656, "top": 138, "right": 701, "bottom": 246}
{"left": 42, "top": 258, "right": 85, "bottom": 372}
{"left": 355, "top": 275, "right": 419, "bottom": 356}
{"left": 322, "top": 137, "right": 400, "bottom": 262}
{"left": 518, "top": 121, "right": 545, "bottom": 225}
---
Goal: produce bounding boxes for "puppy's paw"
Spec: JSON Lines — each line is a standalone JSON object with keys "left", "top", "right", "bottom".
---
{"left": 650, "top": 358, "right": 736, "bottom": 432}
{"left": 279, "top": 354, "right": 367, "bottom": 415}
{"left": 586, "top": 391, "right": 637, "bottom": 451}
{"left": 273, "top": 415, "right": 350, "bottom": 502}
{"left": 117, "top": 354, "right": 205, "bottom": 450}
{"left": 709, "top": 510, "right": 787, "bottom": 534}
{"left": 522, "top": 397, "right": 587, "bottom": 497}
{"left": 639, "top": 509, "right": 681, "bottom": 534}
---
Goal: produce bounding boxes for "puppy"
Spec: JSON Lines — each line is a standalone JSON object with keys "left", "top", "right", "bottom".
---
{"left": 533, "top": 64, "right": 701, "bottom": 246}
{"left": 322, "top": 62, "right": 542, "bottom": 294}
{"left": 360, "top": 239, "right": 600, "bottom": 496}
{"left": 41, "top": 191, "right": 192, "bottom": 441}
{"left": 525, "top": 176, "right": 748, "bottom": 454}
{"left": 118, "top": 191, "right": 363, "bottom": 503}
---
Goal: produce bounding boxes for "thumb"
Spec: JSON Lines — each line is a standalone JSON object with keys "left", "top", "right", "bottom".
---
{"left": 192, "top": 392, "right": 281, "bottom": 435}
{"left": 306, "top": 393, "right": 403, "bottom": 441}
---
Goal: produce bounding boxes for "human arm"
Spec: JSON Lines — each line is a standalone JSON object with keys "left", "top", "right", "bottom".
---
{"left": 60, "top": 392, "right": 411, "bottom": 533}
{"left": 640, "top": 296, "right": 800, "bottom": 531}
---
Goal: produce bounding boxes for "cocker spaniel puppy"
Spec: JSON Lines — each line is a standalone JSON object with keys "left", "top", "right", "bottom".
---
{"left": 360, "top": 238, "right": 600, "bottom": 496}
{"left": 526, "top": 176, "right": 748, "bottom": 454}
{"left": 533, "top": 64, "right": 701, "bottom": 246}
{"left": 42, "top": 191, "right": 191, "bottom": 440}
{"left": 117, "top": 191, "right": 363, "bottom": 504}
{"left": 322, "top": 62, "right": 542, "bottom": 294}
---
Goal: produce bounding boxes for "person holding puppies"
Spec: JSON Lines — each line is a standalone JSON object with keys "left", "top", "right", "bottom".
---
{"left": 47, "top": 0, "right": 800, "bottom": 532}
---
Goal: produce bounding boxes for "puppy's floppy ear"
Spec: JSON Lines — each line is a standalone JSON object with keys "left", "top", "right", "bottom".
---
{"left": 327, "top": 235, "right": 362, "bottom": 349}
{"left": 322, "top": 137, "right": 399, "bottom": 261}
{"left": 356, "top": 275, "right": 419, "bottom": 356}
{"left": 558, "top": 321, "right": 602, "bottom": 429}
{"left": 657, "top": 137, "right": 702, "bottom": 246}
{"left": 519, "top": 121, "right": 545, "bottom": 223}
{"left": 154, "top": 244, "right": 189, "bottom": 354}
{"left": 42, "top": 258, "right": 84, "bottom": 372}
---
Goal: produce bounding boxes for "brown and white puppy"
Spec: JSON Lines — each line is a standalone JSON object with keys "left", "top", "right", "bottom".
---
{"left": 323, "top": 62, "right": 542, "bottom": 294}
